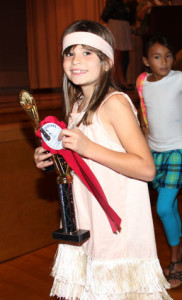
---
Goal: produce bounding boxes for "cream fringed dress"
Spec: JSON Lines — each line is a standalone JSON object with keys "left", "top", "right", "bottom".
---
{"left": 50, "top": 92, "right": 171, "bottom": 300}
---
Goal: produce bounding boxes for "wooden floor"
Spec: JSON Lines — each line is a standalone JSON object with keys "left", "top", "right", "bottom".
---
{"left": 0, "top": 189, "right": 182, "bottom": 299}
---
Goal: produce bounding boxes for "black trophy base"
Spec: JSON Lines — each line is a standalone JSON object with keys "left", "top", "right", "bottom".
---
{"left": 53, "top": 228, "right": 90, "bottom": 244}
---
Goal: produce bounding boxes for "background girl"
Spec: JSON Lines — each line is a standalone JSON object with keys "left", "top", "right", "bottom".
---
{"left": 101, "top": 0, "right": 134, "bottom": 90}
{"left": 137, "top": 34, "right": 182, "bottom": 289}
{"left": 34, "top": 21, "right": 171, "bottom": 299}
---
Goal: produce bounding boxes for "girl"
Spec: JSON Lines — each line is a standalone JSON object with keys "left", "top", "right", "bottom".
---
{"left": 34, "top": 21, "right": 171, "bottom": 299}
{"left": 136, "top": 34, "right": 182, "bottom": 289}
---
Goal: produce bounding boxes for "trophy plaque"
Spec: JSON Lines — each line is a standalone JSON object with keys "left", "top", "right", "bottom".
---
{"left": 19, "top": 90, "right": 90, "bottom": 244}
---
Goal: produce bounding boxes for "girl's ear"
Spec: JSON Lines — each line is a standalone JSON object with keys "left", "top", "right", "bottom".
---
{"left": 105, "top": 59, "right": 113, "bottom": 71}
{"left": 143, "top": 56, "right": 149, "bottom": 67}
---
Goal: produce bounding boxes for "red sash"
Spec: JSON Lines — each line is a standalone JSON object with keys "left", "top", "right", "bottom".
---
{"left": 36, "top": 116, "right": 121, "bottom": 233}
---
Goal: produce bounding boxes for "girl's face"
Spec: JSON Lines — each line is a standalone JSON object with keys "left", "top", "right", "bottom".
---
{"left": 143, "top": 42, "right": 173, "bottom": 81}
{"left": 63, "top": 44, "right": 105, "bottom": 95}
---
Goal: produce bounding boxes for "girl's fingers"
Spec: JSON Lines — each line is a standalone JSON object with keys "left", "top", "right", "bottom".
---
{"left": 37, "top": 159, "right": 53, "bottom": 170}
{"left": 58, "top": 128, "right": 72, "bottom": 140}
{"left": 34, "top": 147, "right": 53, "bottom": 169}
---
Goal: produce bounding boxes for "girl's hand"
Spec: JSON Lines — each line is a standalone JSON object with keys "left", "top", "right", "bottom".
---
{"left": 34, "top": 146, "right": 53, "bottom": 170}
{"left": 59, "top": 128, "right": 91, "bottom": 157}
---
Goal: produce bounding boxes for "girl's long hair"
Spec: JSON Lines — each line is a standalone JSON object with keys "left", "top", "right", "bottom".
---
{"left": 62, "top": 20, "right": 117, "bottom": 125}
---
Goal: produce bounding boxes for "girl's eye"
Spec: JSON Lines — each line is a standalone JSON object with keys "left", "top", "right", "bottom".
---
{"left": 154, "top": 55, "right": 160, "bottom": 59}
{"left": 65, "top": 52, "right": 73, "bottom": 57}
{"left": 84, "top": 51, "right": 91, "bottom": 56}
{"left": 166, "top": 53, "right": 172, "bottom": 59}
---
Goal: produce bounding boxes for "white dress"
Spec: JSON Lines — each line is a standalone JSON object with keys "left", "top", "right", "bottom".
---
{"left": 50, "top": 92, "right": 171, "bottom": 299}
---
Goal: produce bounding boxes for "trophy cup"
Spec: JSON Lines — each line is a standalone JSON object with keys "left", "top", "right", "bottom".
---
{"left": 19, "top": 90, "right": 90, "bottom": 244}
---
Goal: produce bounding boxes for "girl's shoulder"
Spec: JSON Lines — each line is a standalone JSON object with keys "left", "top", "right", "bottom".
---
{"left": 171, "top": 70, "right": 182, "bottom": 88}
{"left": 103, "top": 90, "right": 128, "bottom": 102}
{"left": 102, "top": 90, "right": 132, "bottom": 105}
{"left": 171, "top": 69, "right": 182, "bottom": 78}
{"left": 136, "top": 72, "right": 148, "bottom": 88}
{"left": 100, "top": 90, "right": 137, "bottom": 115}
{"left": 137, "top": 70, "right": 182, "bottom": 88}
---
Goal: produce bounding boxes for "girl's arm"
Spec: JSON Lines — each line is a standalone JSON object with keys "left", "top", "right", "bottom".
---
{"left": 138, "top": 105, "right": 149, "bottom": 139}
{"left": 60, "top": 94, "right": 155, "bottom": 182}
{"left": 153, "top": 0, "right": 165, "bottom": 5}
{"left": 137, "top": 3, "right": 152, "bottom": 20}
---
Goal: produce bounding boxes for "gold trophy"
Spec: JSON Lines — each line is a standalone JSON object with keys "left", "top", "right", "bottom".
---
{"left": 19, "top": 90, "right": 90, "bottom": 243}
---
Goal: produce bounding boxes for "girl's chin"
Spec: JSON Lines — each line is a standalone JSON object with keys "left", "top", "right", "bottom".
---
{"left": 160, "top": 69, "right": 169, "bottom": 74}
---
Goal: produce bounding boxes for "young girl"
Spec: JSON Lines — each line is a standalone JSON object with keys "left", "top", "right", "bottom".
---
{"left": 34, "top": 21, "right": 171, "bottom": 299}
{"left": 136, "top": 34, "right": 182, "bottom": 289}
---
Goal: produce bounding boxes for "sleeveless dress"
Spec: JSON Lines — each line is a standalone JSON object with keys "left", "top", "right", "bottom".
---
{"left": 50, "top": 92, "right": 171, "bottom": 300}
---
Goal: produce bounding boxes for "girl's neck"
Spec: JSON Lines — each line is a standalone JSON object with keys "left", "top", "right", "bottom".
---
{"left": 147, "top": 74, "right": 157, "bottom": 82}
{"left": 147, "top": 72, "right": 170, "bottom": 82}
{"left": 77, "top": 95, "right": 90, "bottom": 113}
{"left": 78, "top": 86, "right": 93, "bottom": 112}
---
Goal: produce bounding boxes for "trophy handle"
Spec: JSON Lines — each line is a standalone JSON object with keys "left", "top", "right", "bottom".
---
{"left": 19, "top": 90, "right": 40, "bottom": 130}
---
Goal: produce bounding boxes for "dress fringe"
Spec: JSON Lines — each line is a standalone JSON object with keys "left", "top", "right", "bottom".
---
{"left": 50, "top": 244, "right": 172, "bottom": 300}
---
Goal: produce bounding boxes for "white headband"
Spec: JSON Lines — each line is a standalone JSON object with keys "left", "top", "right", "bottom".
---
{"left": 62, "top": 31, "right": 114, "bottom": 62}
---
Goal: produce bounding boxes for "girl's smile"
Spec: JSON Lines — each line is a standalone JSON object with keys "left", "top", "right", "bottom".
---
{"left": 71, "top": 69, "right": 87, "bottom": 75}
{"left": 143, "top": 42, "right": 173, "bottom": 81}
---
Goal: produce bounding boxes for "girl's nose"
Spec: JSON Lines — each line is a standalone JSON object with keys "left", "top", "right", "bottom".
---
{"left": 72, "top": 53, "right": 82, "bottom": 64}
{"left": 161, "top": 57, "right": 167, "bottom": 65}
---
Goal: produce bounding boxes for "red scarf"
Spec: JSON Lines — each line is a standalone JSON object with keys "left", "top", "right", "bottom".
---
{"left": 36, "top": 116, "right": 121, "bottom": 233}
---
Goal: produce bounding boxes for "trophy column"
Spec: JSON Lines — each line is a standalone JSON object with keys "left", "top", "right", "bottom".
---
{"left": 52, "top": 155, "right": 90, "bottom": 243}
{"left": 19, "top": 90, "right": 90, "bottom": 244}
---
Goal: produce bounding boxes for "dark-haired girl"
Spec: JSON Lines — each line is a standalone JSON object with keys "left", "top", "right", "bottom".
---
{"left": 137, "top": 34, "right": 182, "bottom": 289}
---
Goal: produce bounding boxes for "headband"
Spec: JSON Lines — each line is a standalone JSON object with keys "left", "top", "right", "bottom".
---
{"left": 62, "top": 31, "right": 114, "bottom": 62}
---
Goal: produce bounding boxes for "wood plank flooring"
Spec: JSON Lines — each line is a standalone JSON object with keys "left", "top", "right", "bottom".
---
{"left": 0, "top": 243, "right": 58, "bottom": 300}
{"left": 0, "top": 194, "right": 182, "bottom": 299}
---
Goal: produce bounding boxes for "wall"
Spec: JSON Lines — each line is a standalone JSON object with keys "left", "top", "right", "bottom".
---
{"left": 0, "top": 93, "right": 63, "bottom": 262}
{"left": 0, "top": 0, "right": 29, "bottom": 92}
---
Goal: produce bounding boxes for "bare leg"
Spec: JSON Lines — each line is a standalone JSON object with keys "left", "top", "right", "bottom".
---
{"left": 171, "top": 240, "right": 182, "bottom": 262}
